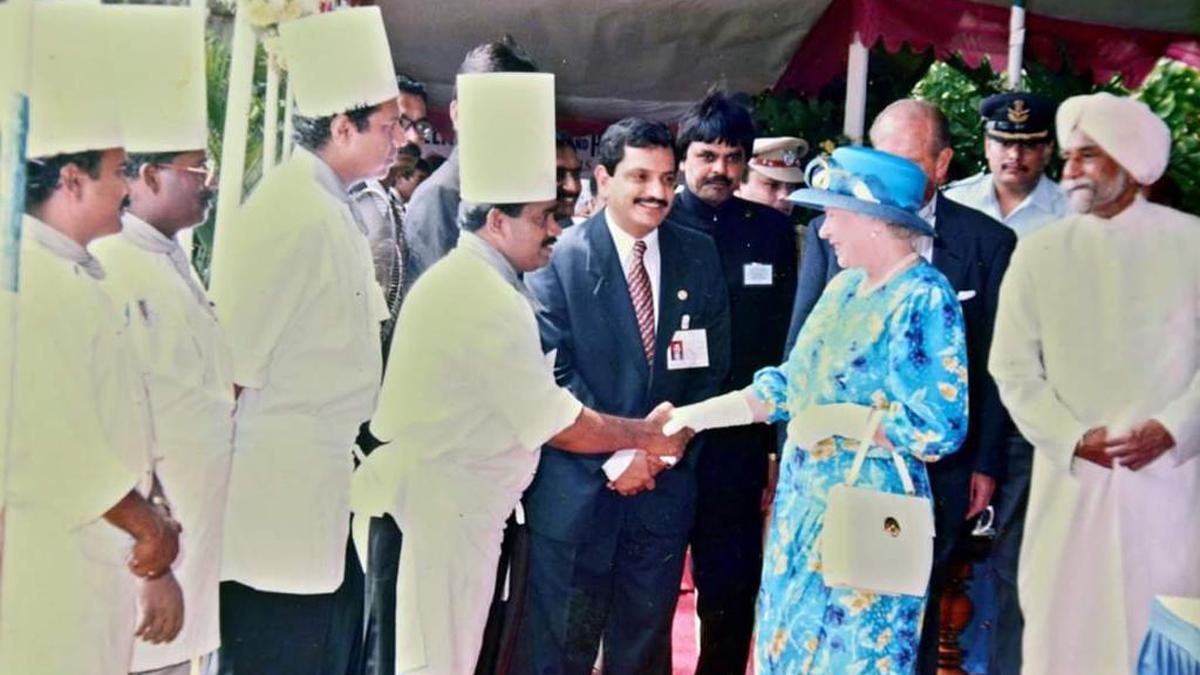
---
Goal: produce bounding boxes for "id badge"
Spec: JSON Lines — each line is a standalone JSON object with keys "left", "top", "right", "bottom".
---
{"left": 743, "top": 262, "right": 773, "bottom": 286}
{"left": 666, "top": 329, "right": 710, "bottom": 370}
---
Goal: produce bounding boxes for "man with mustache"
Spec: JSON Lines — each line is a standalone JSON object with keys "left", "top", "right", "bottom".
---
{"left": 555, "top": 131, "right": 583, "bottom": 227}
{"left": 515, "top": 118, "right": 731, "bottom": 674}
{"left": 90, "top": 8, "right": 235, "bottom": 675}
{"left": 662, "top": 90, "right": 797, "bottom": 675}
{"left": 989, "top": 92, "right": 1200, "bottom": 675}
{"left": 206, "top": 9, "right": 400, "bottom": 674}
{"left": 943, "top": 91, "right": 1067, "bottom": 674}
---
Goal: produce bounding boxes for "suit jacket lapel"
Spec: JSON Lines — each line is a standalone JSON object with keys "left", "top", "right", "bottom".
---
{"left": 654, "top": 224, "right": 686, "bottom": 372}
{"left": 585, "top": 212, "right": 651, "bottom": 380}
{"left": 932, "top": 194, "right": 967, "bottom": 288}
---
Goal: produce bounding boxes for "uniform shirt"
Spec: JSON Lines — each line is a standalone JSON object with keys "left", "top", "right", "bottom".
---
{"left": 945, "top": 172, "right": 1067, "bottom": 239}
{"left": 93, "top": 214, "right": 236, "bottom": 670}
{"left": 208, "top": 146, "right": 389, "bottom": 593}
{"left": 0, "top": 216, "right": 153, "bottom": 675}
{"left": 353, "top": 230, "right": 582, "bottom": 674}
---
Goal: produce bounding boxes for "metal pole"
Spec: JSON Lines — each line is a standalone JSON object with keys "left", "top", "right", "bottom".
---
{"left": 209, "top": 9, "right": 257, "bottom": 284}
{"left": 843, "top": 32, "right": 870, "bottom": 145}
{"left": 1008, "top": 0, "right": 1026, "bottom": 90}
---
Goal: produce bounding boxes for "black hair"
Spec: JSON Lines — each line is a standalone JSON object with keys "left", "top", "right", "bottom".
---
{"left": 595, "top": 118, "right": 675, "bottom": 176}
{"left": 458, "top": 201, "right": 527, "bottom": 233}
{"left": 555, "top": 131, "right": 574, "bottom": 152}
{"left": 458, "top": 35, "right": 538, "bottom": 75}
{"left": 292, "top": 103, "right": 380, "bottom": 152}
{"left": 675, "top": 89, "right": 756, "bottom": 161}
{"left": 25, "top": 150, "right": 104, "bottom": 208}
{"left": 395, "top": 73, "right": 428, "bottom": 103}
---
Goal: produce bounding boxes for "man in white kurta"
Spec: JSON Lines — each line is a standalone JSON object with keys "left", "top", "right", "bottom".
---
{"left": 205, "top": 10, "right": 399, "bottom": 674}
{"left": 989, "top": 92, "right": 1200, "bottom": 675}
{"left": 95, "top": 181, "right": 234, "bottom": 675}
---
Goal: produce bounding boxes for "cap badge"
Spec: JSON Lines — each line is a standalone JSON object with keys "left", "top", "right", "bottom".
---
{"left": 1007, "top": 99, "right": 1031, "bottom": 124}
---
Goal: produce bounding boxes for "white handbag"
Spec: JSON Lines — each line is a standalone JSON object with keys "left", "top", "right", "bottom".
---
{"left": 817, "top": 407, "right": 935, "bottom": 597}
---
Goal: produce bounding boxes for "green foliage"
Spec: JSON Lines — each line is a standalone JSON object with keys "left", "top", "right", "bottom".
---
{"left": 1137, "top": 61, "right": 1200, "bottom": 214}
{"left": 193, "top": 21, "right": 273, "bottom": 284}
{"left": 754, "top": 45, "right": 1199, "bottom": 214}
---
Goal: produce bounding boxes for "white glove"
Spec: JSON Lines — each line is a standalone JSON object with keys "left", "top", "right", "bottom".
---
{"left": 662, "top": 389, "right": 755, "bottom": 435}
{"left": 788, "top": 403, "right": 875, "bottom": 448}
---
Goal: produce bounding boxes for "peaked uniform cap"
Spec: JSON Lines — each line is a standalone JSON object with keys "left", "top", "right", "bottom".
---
{"left": 750, "top": 136, "right": 808, "bottom": 183}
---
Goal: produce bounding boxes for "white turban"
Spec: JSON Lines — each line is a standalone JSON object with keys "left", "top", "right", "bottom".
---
{"left": 1056, "top": 92, "right": 1171, "bottom": 186}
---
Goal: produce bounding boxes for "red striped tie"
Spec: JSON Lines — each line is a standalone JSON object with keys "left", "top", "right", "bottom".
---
{"left": 628, "top": 239, "right": 655, "bottom": 365}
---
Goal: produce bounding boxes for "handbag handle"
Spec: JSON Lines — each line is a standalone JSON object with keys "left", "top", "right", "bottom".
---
{"left": 843, "top": 408, "right": 917, "bottom": 496}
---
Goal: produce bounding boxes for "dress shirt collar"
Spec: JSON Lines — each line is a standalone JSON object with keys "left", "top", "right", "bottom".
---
{"left": 603, "top": 208, "right": 660, "bottom": 269}
{"left": 24, "top": 214, "right": 105, "bottom": 280}
{"left": 983, "top": 173, "right": 1063, "bottom": 222}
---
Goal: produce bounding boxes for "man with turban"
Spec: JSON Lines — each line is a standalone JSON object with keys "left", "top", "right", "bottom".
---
{"left": 989, "top": 92, "right": 1200, "bottom": 675}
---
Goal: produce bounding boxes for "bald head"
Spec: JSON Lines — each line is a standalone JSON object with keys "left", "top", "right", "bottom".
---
{"left": 869, "top": 99, "right": 954, "bottom": 201}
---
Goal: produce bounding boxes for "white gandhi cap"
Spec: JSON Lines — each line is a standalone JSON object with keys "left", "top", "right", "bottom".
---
{"left": 457, "top": 72, "right": 556, "bottom": 203}
{"left": 111, "top": 5, "right": 208, "bottom": 154}
{"left": 279, "top": 7, "right": 400, "bottom": 118}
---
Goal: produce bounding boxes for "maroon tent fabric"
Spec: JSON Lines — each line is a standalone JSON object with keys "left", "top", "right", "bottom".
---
{"left": 775, "top": 0, "right": 1200, "bottom": 96}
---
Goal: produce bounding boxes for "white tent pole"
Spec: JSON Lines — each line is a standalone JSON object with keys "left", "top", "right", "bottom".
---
{"left": 210, "top": 9, "right": 256, "bottom": 278}
{"left": 1008, "top": 0, "right": 1026, "bottom": 90}
{"left": 263, "top": 60, "right": 280, "bottom": 174}
{"left": 843, "top": 32, "right": 869, "bottom": 145}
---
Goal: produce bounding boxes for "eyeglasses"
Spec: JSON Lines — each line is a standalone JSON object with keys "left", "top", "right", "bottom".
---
{"left": 154, "top": 159, "right": 217, "bottom": 183}
{"left": 399, "top": 116, "right": 435, "bottom": 143}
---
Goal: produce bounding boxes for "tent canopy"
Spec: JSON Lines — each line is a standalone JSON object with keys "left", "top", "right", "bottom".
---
{"left": 377, "top": 0, "right": 1198, "bottom": 126}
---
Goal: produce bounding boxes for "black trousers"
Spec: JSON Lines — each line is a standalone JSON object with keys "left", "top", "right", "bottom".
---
{"left": 988, "top": 436, "right": 1033, "bottom": 675}
{"left": 362, "top": 516, "right": 403, "bottom": 675}
{"left": 690, "top": 436, "right": 766, "bottom": 675}
{"left": 917, "top": 462, "right": 972, "bottom": 675}
{"left": 217, "top": 534, "right": 364, "bottom": 675}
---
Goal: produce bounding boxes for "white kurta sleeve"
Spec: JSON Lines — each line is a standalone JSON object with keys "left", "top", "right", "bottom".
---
{"left": 989, "top": 246, "right": 1090, "bottom": 470}
{"left": 209, "top": 207, "right": 318, "bottom": 389}
{"left": 1154, "top": 368, "right": 1200, "bottom": 464}
{"left": 478, "top": 304, "right": 583, "bottom": 450}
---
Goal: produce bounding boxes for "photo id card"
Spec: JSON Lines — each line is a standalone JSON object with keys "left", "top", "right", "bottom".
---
{"left": 743, "top": 262, "right": 774, "bottom": 286}
{"left": 666, "top": 328, "right": 710, "bottom": 370}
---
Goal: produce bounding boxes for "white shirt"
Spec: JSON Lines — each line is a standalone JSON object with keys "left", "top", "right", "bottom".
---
{"left": 945, "top": 172, "right": 1068, "bottom": 239}
{"left": 601, "top": 211, "right": 664, "bottom": 478}
{"left": 989, "top": 197, "right": 1200, "bottom": 674}
{"left": 209, "top": 147, "right": 389, "bottom": 593}
{"left": 913, "top": 197, "right": 937, "bottom": 263}
{"left": 353, "top": 231, "right": 582, "bottom": 675}
{"left": 0, "top": 216, "right": 153, "bottom": 675}
{"left": 605, "top": 209, "right": 661, "bottom": 324}
{"left": 93, "top": 214, "right": 236, "bottom": 670}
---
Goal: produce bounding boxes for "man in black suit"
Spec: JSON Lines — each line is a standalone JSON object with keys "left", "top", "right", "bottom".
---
{"left": 665, "top": 91, "right": 797, "bottom": 675}
{"left": 514, "top": 118, "right": 731, "bottom": 675}
{"left": 783, "top": 99, "right": 1017, "bottom": 675}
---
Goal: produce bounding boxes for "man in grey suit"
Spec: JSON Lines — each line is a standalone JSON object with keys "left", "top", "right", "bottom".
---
{"left": 402, "top": 36, "right": 538, "bottom": 284}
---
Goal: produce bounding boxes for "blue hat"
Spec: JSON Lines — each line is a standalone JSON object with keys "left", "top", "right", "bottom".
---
{"left": 788, "top": 146, "right": 933, "bottom": 236}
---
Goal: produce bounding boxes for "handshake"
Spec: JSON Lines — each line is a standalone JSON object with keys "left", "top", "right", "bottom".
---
{"left": 607, "top": 402, "right": 694, "bottom": 496}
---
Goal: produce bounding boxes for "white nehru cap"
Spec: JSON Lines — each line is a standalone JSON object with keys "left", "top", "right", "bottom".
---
{"left": 1056, "top": 92, "right": 1171, "bottom": 186}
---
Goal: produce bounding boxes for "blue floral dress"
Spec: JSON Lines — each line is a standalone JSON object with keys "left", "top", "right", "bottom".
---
{"left": 752, "top": 260, "right": 969, "bottom": 675}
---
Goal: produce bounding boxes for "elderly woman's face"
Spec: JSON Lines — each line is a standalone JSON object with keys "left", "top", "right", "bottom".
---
{"left": 819, "top": 207, "right": 883, "bottom": 269}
